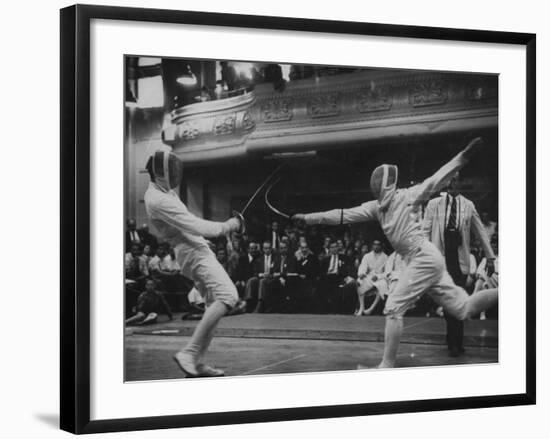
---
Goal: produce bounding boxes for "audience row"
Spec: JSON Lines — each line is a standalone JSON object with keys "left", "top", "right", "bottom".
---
{"left": 125, "top": 218, "right": 498, "bottom": 320}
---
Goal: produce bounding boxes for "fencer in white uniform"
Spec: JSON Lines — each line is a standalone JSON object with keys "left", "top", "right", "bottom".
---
{"left": 293, "top": 138, "right": 498, "bottom": 368}
{"left": 144, "top": 150, "right": 242, "bottom": 377}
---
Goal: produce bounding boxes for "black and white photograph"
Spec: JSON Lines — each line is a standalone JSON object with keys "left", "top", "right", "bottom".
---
{"left": 124, "top": 56, "right": 500, "bottom": 381}
{"left": 0, "top": 0, "right": 544, "bottom": 436}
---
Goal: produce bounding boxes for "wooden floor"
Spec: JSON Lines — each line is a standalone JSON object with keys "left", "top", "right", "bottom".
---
{"left": 125, "top": 313, "right": 498, "bottom": 381}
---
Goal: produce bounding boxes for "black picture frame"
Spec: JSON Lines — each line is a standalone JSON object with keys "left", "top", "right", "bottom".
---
{"left": 60, "top": 4, "right": 536, "bottom": 434}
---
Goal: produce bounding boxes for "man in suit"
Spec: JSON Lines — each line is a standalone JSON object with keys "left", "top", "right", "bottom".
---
{"left": 268, "top": 240, "right": 298, "bottom": 312}
{"left": 295, "top": 240, "right": 319, "bottom": 312}
{"left": 423, "top": 173, "right": 496, "bottom": 357}
{"left": 318, "top": 235, "right": 332, "bottom": 261}
{"left": 266, "top": 220, "right": 282, "bottom": 251}
{"left": 235, "top": 241, "right": 259, "bottom": 298}
{"left": 319, "top": 241, "right": 356, "bottom": 313}
{"left": 245, "top": 241, "right": 280, "bottom": 313}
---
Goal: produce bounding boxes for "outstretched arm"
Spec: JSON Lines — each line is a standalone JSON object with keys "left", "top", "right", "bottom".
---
{"left": 297, "top": 201, "right": 378, "bottom": 226}
{"left": 412, "top": 137, "right": 483, "bottom": 206}
{"left": 152, "top": 197, "right": 240, "bottom": 238}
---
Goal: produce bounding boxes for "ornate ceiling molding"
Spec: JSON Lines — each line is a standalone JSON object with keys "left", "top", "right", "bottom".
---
{"left": 162, "top": 70, "right": 497, "bottom": 165}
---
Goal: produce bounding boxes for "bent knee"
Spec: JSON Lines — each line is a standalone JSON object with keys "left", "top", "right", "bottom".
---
{"left": 220, "top": 284, "right": 239, "bottom": 309}
{"left": 384, "top": 311, "right": 404, "bottom": 320}
{"left": 451, "top": 303, "right": 469, "bottom": 321}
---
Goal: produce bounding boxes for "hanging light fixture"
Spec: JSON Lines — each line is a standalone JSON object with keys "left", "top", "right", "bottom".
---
{"left": 125, "top": 82, "right": 138, "bottom": 108}
{"left": 176, "top": 64, "right": 197, "bottom": 86}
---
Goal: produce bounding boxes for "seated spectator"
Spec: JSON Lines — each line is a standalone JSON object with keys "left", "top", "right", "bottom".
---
{"left": 148, "top": 245, "right": 166, "bottom": 276}
{"left": 283, "top": 223, "right": 292, "bottom": 237}
{"left": 294, "top": 235, "right": 309, "bottom": 259}
{"left": 266, "top": 241, "right": 299, "bottom": 312}
{"left": 148, "top": 244, "right": 185, "bottom": 292}
{"left": 295, "top": 240, "right": 319, "bottom": 311}
{"left": 126, "top": 218, "right": 141, "bottom": 252}
{"left": 343, "top": 232, "right": 352, "bottom": 252}
{"left": 345, "top": 248, "right": 358, "bottom": 276}
{"left": 235, "top": 241, "right": 259, "bottom": 298}
{"left": 361, "top": 251, "right": 405, "bottom": 317}
{"left": 355, "top": 239, "right": 388, "bottom": 316}
{"left": 280, "top": 235, "right": 290, "bottom": 249}
{"left": 125, "top": 243, "right": 149, "bottom": 285}
{"left": 288, "top": 230, "right": 299, "bottom": 253}
{"left": 141, "top": 244, "right": 153, "bottom": 268}
{"left": 353, "top": 239, "right": 363, "bottom": 255}
{"left": 216, "top": 247, "right": 229, "bottom": 272}
{"left": 227, "top": 236, "right": 243, "bottom": 276}
{"left": 165, "top": 247, "right": 181, "bottom": 271}
{"left": 139, "top": 223, "right": 158, "bottom": 251}
{"left": 245, "top": 241, "right": 280, "bottom": 313}
{"left": 318, "top": 236, "right": 332, "bottom": 261}
{"left": 470, "top": 241, "right": 483, "bottom": 265}
{"left": 308, "top": 225, "right": 322, "bottom": 255}
{"left": 359, "top": 243, "right": 369, "bottom": 259}
{"left": 473, "top": 239, "right": 499, "bottom": 320}
{"left": 126, "top": 278, "right": 173, "bottom": 325}
{"left": 318, "top": 241, "right": 356, "bottom": 313}
{"left": 350, "top": 248, "right": 363, "bottom": 272}
{"left": 480, "top": 212, "right": 497, "bottom": 242}
{"left": 336, "top": 239, "right": 346, "bottom": 256}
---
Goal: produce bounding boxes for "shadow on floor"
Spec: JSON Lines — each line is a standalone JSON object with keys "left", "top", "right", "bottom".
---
{"left": 34, "top": 413, "right": 59, "bottom": 430}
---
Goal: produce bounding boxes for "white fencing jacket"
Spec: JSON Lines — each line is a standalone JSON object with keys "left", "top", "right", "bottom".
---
{"left": 144, "top": 182, "right": 233, "bottom": 267}
{"left": 304, "top": 149, "right": 470, "bottom": 258}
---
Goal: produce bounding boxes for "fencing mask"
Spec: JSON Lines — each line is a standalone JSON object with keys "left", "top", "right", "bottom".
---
{"left": 148, "top": 150, "right": 183, "bottom": 191}
{"left": 370, "top": 164, "right": 398, "bottom": 209}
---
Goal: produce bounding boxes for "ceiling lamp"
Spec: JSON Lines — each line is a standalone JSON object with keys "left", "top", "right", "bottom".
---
{"left": 125, "top": 83, "right": 138, "bottom": 108}
{"left": 176, "top": 64, "right": 197, "bottom": 86}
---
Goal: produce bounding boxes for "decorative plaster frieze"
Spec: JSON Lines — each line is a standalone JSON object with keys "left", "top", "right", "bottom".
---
{"left": 307, "top": 92, "right": 341, "bottom": 118}
{"left": 408, "top": 80, "right": 448, "bottom": 107}
{"left": 261, "top": 98, "right": 294, "bottom": 122}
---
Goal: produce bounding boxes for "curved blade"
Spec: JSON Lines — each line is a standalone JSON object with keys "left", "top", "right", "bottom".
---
{"left": 241, "top": 163, "right": 285, "bottom": 215}
{"left": 264, "top": 178, "right": 290, "bottom": 219}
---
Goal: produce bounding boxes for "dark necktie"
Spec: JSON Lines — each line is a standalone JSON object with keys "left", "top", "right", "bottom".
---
{"left": 447, "top": 196, "right": 457, "bottom": 230}
{"left": 132, "top": 257, "right": 140, "bottom": 277}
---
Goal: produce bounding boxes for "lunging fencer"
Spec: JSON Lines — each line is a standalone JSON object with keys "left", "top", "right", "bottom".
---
{"left": 292, "top": 137, "right": 499, "bottom": 368}
{"left": 144, "top": 150, "right": 244, "bottom": 378}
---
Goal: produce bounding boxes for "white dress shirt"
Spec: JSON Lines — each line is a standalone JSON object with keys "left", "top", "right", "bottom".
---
{"left": 263, "top": 254, "right": 272, "bottom": 273}
{"left": 327, "top": 254, "right": 339, "bottom": 274}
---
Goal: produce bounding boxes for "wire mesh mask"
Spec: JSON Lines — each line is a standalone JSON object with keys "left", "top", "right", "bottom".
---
{"left": 152, "top": 150, "right": 183, "bottom": 191}
{"left": 370, "top": 164, "right": 398, "bottom": 209}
